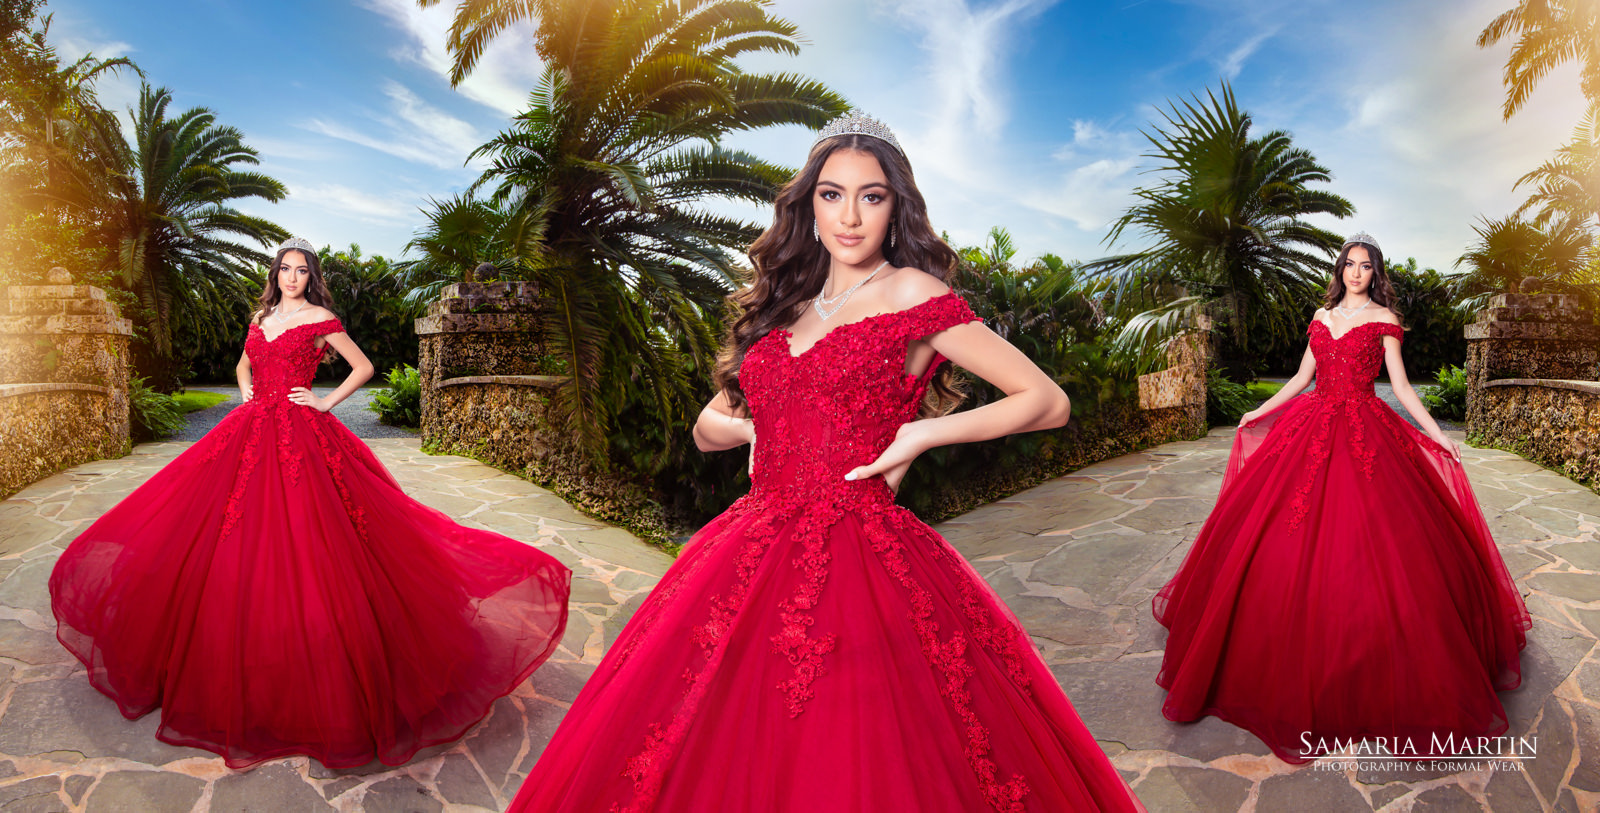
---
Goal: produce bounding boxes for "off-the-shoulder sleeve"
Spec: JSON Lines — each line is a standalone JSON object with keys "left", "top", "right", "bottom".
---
{"left": 901, "top": 291, "right": 980, "bottom": 342}
{"left": 1377, "top": 322, "right": 1404, "bottom": 342}
{"left": 312, "top": 317, "right": 345, "bottom": 337}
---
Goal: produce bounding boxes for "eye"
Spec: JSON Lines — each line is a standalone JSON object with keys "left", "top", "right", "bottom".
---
{"left": 863, "top": 193, "right": 885, "bottom": 204}
{"left": 818, "top": 190, "right": 840, "bottom": 201}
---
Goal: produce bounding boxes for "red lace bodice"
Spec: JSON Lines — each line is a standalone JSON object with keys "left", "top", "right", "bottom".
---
{"left": 245, "top": 318, "right": 342, "bottom": 406}
{"left": 1306, "top": 319, "right": 1402, "bottom": 402}
{"left": 739, "top": 292, "right": 980, "bottom": 506}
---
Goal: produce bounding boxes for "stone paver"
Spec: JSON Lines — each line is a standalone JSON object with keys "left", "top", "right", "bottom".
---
{"left": 0, "top": 429, "right": 1595, "bottom": 810}
{"left": 953, "top": 427, "right": 1597, "bottom": 813}
{"left": 0, "top": 438, "right": 669, "bottom": 812}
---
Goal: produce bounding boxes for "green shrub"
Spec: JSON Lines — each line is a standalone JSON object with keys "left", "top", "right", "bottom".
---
{"left": 1207, "top": 367, "right": 1255, "bottom": 425}
{"left": 130, "top": 376, "right": 185, "bottom": 441}
{"left": 1420, "top": 364, "right": 1469, "bottom": 421}
{"left": 368, "top": 364, "right": 422, "bottom": 427}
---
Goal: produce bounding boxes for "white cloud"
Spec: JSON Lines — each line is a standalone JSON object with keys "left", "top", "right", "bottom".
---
{"left": 291, "top": 183, "right": 422, "bottom": 225}
{"left": 355, "top": 0, "right": 543, "bottom": 116}
{"left": 304, "top": 81, "right": 481, "bottom": 170}
{"left": 1218, "top": 27, "right": 1277, "bottom": 79}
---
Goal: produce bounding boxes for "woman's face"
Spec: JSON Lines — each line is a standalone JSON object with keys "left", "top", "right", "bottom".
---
{"left": 277, "top": 250, "right": 312, "bottom": 300}
{"left": 812, "top": 149, "right": 894, "bottom": 267}
{"left": 1341, "top": 245, "right": 1374, "bottom": 297}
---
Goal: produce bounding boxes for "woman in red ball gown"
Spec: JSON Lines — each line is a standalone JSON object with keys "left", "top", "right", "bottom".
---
{"left": 50, "top": 238, "right": 571, "bottom": 770}
{"left": 506, "top": 113, "right": 1142, "bottom": 812}
{"left": 1154, "top": 233, "right": 1530, "bottom": 763}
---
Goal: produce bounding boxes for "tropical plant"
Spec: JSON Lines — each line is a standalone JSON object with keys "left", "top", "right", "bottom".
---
{"left": 368, "top": 364, "right": 422, "bottom": 428}
{"left": 1387, "top": 257, "right": 1469, "bottom": 378}
{"left": 1478, "top": 0, "right": 1600, "bottom": 119}
{"left": 71, "top": 84, "right": 288, "bottom": 389}
{"left": 319, "top": 244, "right": 423, "bottom": 379}
{"left": 1420, "top": 364, "right": 1470, "bottom": 422}
{"left": 128, "top": 375, "right": 184, "bottom": 441}
{"left": 414, "top": 0, "right": 847, "bottom": 457}
{"left": 1516, "top": 110, "right": 1600, "bottom": 231}
{"left": 1453, "top": 213, "right": 1591, "bottom": 311}
{"left": 1206, "top": 367, "right": 1255, "bottom": 425}
{"left": 1084, "top": 82, "right": 1353, "bottom": 379}
{"left": 395, "top": 193, "right": 537, "bottom": 306}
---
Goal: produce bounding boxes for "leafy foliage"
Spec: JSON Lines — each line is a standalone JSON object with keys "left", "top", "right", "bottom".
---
{"left": 1085, "top": 82, "right": 1352, "bottom": 379}
{"left": 1420, "top": 364, "right": 1470, "bottom": 422}
{"left": 1206, "top": 367, "right": 1255, "bottom": 425}
{"left": 319, "top": 244, "right": 423, "bottom": 380}
{"left": 1387, "top": 257, "right": 1469, "bottom": 378}
{"left": 1478, "top": 0, "right": 1600, "bottom": 120}
{"left": 129, "top": 375, "right": 184, "bottom": 441}
{"left": 1453, "top": 214, "right": 1592, "bottom": 312}
{"left": 416, "top": 0, "right": 847, "bottom": 461}
{"left": 368, "top": 365, "right": 422, "bottom": 428}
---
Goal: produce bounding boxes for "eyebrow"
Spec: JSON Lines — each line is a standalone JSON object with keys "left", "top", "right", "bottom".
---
{"left": 816, "top": 179, "right": 890, "bottom": 191}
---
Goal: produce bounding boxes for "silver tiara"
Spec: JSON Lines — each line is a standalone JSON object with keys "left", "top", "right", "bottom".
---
{"left": 814, "top": 111, "right": 904, "bottom": 156}
{"left": 276, "top": 236, "right": 316, "bottom": 254}
{"left": 1342, "top": 232, "right": 1380, "bottom": 253}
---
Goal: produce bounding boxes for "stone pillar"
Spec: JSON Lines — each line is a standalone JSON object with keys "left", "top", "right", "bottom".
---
{"left": 1465, "top": 292, "right": 1600, "bottom": 486}
{"left": 1136, "top": 329, "right": 1208, "bottom": 439}
{"left": 415, "top": 282, "right": 567, "bottom": 469}
{"left": 0, "top": 267, "right": 134, "bottom": 497}
{"left": 1464, "top": 293, "right": 1600, "bottom": 430}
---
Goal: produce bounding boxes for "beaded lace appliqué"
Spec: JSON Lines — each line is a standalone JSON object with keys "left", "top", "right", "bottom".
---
{"left": 609, "top": 293, "right": 1039, "bottom": 812}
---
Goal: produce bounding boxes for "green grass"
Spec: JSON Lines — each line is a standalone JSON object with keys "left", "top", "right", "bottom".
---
{"left": 171, "top": 391, "right": 229, "bottom": 414}
{"left": 1245, "top": 381, "right": 1284, "bottom": 403}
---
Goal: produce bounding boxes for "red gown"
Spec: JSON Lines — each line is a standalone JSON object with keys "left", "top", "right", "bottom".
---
{"left": 50, "top": 318, "right": 571, "bottom": 769}
{"left": 1154, "top": 320, "right": 1530, "bottom": 763}
{"left": 507, "top": 293, "right": 1142, "bottom": 812}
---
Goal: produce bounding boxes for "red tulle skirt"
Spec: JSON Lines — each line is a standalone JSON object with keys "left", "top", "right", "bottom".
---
{"left": 508, "top": 490, "right": 1143, "bottom": 812}
{"left": 50, "top": 403, "right": 571, "bottom": 769}
{"left": 1154, "top": 394, "right": 1529, "bottom": 762}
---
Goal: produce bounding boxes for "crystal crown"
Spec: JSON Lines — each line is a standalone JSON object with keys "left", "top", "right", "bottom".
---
{"left": 276, "top": 237, "right": 316, "bottom": 254}
{"left": 1342, "top": 232, "right": 1381, "bottom": 253}
{"left": 814, "top": 111, "right": 904, "bottom": 156}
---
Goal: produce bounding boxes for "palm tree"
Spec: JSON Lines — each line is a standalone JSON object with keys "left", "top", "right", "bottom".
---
{"left": 1478, "top": 0, "right": 1600, "bottom": 120}
{"left": 1516, "top": 111, "right": 1600, "bottom": 231}
{"left": 87, "top": 84, "right": 288, "bottom": 386}
{"left": 1085, "top": 83, "right": 1352, "bottom": 376}
{"left": 413, "top": 0, "right": 847, "bottom": 456}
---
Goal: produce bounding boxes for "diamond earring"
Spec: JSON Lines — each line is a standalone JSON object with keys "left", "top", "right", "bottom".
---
{"left": 813, "top": 221, "right": 819, "bottom": 241}
{"left": 889, "top": 223, "right": 897, "bottom": 248}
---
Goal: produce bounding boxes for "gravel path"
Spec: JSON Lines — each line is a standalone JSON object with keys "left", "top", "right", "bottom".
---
{"left": 172, "top": 385, "right": 419, "bottom": 441}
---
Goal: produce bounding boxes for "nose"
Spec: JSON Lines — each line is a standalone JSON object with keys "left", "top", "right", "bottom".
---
{"left": 840, "top": 197, "right": 861, "bottom": 228}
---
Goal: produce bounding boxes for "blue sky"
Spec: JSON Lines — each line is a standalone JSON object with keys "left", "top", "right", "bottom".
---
{"left": 49, "top": 0, "right": 1589, "bottom": 274}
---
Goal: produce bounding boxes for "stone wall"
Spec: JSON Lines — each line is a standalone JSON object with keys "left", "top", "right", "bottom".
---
{"left": 0, "top": 268, "right": 132, "bottom": 498}
{"left": 1466, "top": 293, "right": 1600, "bottom": 488}
{"left": 416, "top": 282, "right": 567, "bottom": 470}
{"left": 1136, "top": 330, "right": 1207, "bottom": 441}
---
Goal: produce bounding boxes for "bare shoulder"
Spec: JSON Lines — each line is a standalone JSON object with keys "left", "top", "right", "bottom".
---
{"left": 884, "top": 266, "right": 952, "bottom": 310}
{"left": 1374, "top": 308, "right": 1402, "bottom": 326}
{"left": 1312, "top": 307, "right": 1328, "bottom": 320}
{"left": 307, "top": 306, "right": 341, "bottom": 324}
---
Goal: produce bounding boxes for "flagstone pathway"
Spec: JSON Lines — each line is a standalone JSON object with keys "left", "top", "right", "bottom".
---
{"left": 0, "top": 429, "right": 1594, "bottom": 811}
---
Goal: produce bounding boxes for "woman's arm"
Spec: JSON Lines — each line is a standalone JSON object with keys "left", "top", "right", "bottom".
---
{"left": 288, "top": 331, "right": 375, "bottom": 412}
{"left": 845, "top": 317, "right": 1070, "bottom": 490}
{"left": 1382, "top": 334, "right": 1459, "bottom": 459}
{"left": 1239, "top": 344, "right": 1317, "bottom": 425}
{"left": 693, "top": 390, "right": 755, "bottom": 452}
{"left": 235, "top": 350, "right": 253, "bottom": 402}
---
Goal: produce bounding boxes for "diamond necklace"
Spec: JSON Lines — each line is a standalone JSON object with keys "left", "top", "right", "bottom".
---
{"left": 813, "top": 261, "right": 889, "bottom": 321}
{"left": 1332, "top": 299, "right": 1370, "bottom": 320}
{"left": 272, "top": 300, "right": 309, "bottom": 324}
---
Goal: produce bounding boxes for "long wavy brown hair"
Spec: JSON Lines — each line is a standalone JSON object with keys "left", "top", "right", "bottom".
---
{"left": 714, "top": 134, "right": 964, "bottom": 417}
{"left": 1323, "top": 242, "right": 1399, "bottom": 315}
{"left": 254, "top": 247, "right": 335, "bottom": 324}
{"left": 254, "top": 246, "right": 339, "bottom": 361}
